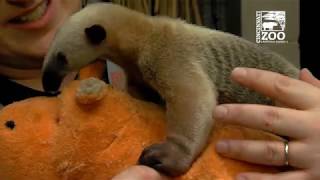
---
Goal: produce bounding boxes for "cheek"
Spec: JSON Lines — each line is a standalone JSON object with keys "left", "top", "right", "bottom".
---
{"left": 0, "top": 0, "right": 44, "bottom": 24}
{"left": 0, "top": 25, "right": 55, "bottom": 58}
{"left": 0, "top": 9, "right": 12, "bottom": 24}
{"left": 60, "top": 0, "right": 82, "bottom": 13}
{"left": 0, "top": 0, "right": 82, "bottom": 58}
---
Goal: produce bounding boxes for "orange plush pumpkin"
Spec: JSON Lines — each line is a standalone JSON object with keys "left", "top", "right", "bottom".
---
{"left": 0, "top": 64, "right": 281, "bottom": 180}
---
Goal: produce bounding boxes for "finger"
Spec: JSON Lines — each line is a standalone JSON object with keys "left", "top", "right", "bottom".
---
{"left": 231, "top": 68, "right": 320, "bottom": 110}
{"left": 111, "top": 165, "right": 166, "bottom": 180}
{"left": 236, "top": 171, "right": 310, "bottom": 180}
{"left": 216, "top": 140, "right": 307, "bottom": 167}
{"left": 214, "top": 104, "right": 311, "bottom": 139}
{"left": 299, "top": 68, "right": 320, "bottom": 88}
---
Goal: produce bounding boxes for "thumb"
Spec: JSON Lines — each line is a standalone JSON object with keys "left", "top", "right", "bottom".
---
{"left": 111, "top": 165, "right": 166, "bottom": 180}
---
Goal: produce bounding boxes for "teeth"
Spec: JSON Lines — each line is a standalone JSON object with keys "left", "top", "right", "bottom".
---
{"left": 10, "top": 1, "right": 48, "bottom": 24}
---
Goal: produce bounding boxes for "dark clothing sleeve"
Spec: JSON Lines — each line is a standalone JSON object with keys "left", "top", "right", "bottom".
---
{"left": 0, "top": 76, "right": 57, "bottom": 106}
{"left": 0, "top": 64, "right": 109, "bottom": 106}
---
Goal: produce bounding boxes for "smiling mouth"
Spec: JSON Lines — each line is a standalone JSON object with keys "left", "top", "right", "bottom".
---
{"left": 7, "top": 0, "right": 49, "bottom": 24}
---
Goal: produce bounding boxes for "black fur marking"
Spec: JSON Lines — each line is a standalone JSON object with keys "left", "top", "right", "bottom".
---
{"left": 85, "top": 24, "right": 106, "bottom": 45}
{"left": 56, "top": 52, "right": 68, "bottom": 66}
{"left": 42, "top": 52, "right": 68, "bottom": 93}
{"left": 5, "top": 120, "right": 15, "bottom": 130}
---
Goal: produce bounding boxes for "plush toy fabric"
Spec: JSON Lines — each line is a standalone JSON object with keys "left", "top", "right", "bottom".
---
{"left": 0, "top": 64, "right": 280, "bottom": 180}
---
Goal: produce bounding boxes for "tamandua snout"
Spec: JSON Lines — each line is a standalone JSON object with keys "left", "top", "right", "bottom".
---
{"left": 42, "top": 3, "right": 299, "bottom": 176}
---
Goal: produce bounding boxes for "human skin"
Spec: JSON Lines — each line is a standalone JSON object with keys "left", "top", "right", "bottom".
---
{"left": 113, "top": 68, "right": 320, "bottom": 180}
{"left": 0, "top": 1, "right": 160, "bottom": 178}
{"left": 215, "top": 67, "right": 320, "bottom": 180}
{"left": 111, "top": 166, "right": 167, "bottom": 180}
{"left": 0, "top": 0, "right": 81, "bottom": 80}
{"left": 1, "top": 1, "right": 317, "bottom": 179}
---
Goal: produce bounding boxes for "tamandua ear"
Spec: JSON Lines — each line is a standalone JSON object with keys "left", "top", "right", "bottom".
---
{"left": 85, "top": 24, "right": 107, "bottom": 45}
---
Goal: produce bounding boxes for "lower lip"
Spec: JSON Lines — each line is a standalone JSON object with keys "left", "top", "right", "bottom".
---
{"left": 4, "top": 0, "right": 55, "bottom": 30}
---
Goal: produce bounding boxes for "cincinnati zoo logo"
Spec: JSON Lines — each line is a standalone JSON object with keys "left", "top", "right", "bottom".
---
{"left": 256, "top": 11, "right": 287, "bottom": 44}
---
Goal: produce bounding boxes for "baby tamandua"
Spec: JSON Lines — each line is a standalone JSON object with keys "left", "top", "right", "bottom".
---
{"left": 42, "top": 3, "right": 298, "bottom": 176}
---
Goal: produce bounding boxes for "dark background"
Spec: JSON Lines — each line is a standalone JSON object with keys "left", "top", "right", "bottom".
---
{"left": 299, "top": 1, "right": 316, "bottom": 78}
{"left": 99, "top": 0, "right": 314, "bottom": 78}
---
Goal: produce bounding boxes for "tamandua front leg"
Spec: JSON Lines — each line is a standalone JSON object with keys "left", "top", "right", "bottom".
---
{"left": 138, "top": 60, "right": 217, "bottom": 176}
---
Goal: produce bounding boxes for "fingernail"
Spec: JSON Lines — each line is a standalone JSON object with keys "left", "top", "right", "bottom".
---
{"left": 216, "top": 141, "right": 228, "bottom": 153}
{"left": 302, "top": 68, "right": 314, "bottom": 77}
{"left": 236, "top": 174, "right": 248, "bottom": 180}
{"left": 232, "top": 67, "right": 247, "bottom": 77}
{"left": 214, "top": 106, "right": 228, "bottom": 119}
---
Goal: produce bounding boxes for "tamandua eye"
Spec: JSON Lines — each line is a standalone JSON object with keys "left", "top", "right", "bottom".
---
{"left": 56, "top": 52, "right": 68, "bottom": 66}
{"left": 5, "top": 120, "right": 15, "bottom": 130}
{"left": 84, "top": 24, "right": 107, "bottom": 45}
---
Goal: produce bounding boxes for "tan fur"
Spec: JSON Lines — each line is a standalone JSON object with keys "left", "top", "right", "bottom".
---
{"left": 42, "top": 3, "right": 299, "bottom": 176}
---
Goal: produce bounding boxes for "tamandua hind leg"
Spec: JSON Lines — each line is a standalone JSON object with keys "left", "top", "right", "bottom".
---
{"left": 138, "top": 64, "right": 217, "bottom": 176}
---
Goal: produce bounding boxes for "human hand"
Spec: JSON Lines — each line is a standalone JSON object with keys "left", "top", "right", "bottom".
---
{"left": 214, "top": 68, "right": 320, "bottom": 180}
{"left": 112, "top": 165, "right": 166, "bottom": 180}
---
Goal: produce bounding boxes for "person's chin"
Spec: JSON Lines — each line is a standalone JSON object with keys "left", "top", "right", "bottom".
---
{"left": 0, "top": 0, "right": 81, "bottom": 69}
{"left": 0, "top": 40, "right": 49, "bottom": 69}
{"left": 20, "top": 27, "right": 56, "bottom": 62}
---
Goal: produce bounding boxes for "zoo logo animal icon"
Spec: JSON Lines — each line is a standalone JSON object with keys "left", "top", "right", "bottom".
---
{"left": 261, "top": 11, "right": 285, "bottom": 31}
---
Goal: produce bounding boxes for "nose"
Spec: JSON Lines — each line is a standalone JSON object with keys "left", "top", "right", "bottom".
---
{"left": 42, "top": 52, "right": 69, "bottom": 93}
{"left": 6, "top": 0, "right": 34, "bottom": 8}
